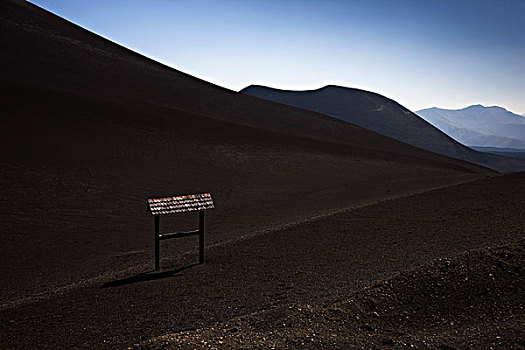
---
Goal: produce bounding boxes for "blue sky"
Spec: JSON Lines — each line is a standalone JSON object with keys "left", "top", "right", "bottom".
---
{"left": 29, "top": 0, "right": 525, "bottom": 114}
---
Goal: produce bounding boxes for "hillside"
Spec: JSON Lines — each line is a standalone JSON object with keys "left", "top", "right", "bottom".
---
{"left": 0, "top": 1, "right": 483, "bottom": 166}
{"left": 417, "top": 105, "right": 525, "bottom": 149}
{"left": 241, "top": 85, "right": 525, "bottom": 173}
{"left": 1, "top": 0, "right": 495, "bottom": 305}
{"left": 3, "top": 169, "right": 523, "bottom": 348}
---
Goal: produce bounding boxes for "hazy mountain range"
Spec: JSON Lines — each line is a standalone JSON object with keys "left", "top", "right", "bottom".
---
{"left": 416, "top": 105, "right": 525, "bottom": 149}
{"left": 241, "top": 85, "right": 525, "bottom": 172}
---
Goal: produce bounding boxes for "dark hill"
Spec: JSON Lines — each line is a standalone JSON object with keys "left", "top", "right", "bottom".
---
{"left": 241, "top": 85, "right": 525, "bottom": 173}
{"left": 0, "top": 1, "right": 495, "bottom": 172}
{"left": 0, "top": 0, "right": 491, "bottom": 306}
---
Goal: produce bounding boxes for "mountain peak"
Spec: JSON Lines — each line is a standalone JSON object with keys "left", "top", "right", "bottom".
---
{"left": 241, "top": 84, "right": 363, "bottom": 94}
{"left": 416, "top": 104, "right": 525, "bottom": 149}
{"left": 464, "top": 105, "right": 514, "bottom": 114}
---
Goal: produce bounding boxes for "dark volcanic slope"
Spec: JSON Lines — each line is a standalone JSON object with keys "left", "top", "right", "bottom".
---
{"left": 0, "top": 0, "right": 490, "bottom": 173}
{"left": 0, "top": 0, "right": 492, "bottom": 309}
{"left": 241, "top": 85, "right": 525, "bottom": 173}
{"left": 1, "top": 68, "right": 482, "bottom": 309}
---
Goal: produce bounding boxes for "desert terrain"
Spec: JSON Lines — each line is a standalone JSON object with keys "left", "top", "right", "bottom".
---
{"left": 2, "top": 173, "right": 524, "bottom": 349}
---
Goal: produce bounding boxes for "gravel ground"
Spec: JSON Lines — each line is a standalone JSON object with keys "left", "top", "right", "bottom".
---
{"left": 2, "top": 173, "right": 524, "bottom": 349}
{"left": 142, "top": 238, "right": 524, "bottom": 349}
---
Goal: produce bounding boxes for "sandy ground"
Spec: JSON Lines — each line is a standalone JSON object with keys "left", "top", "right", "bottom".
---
{"left": 2, "top": 173, "right": 523, "bottom": 349}
{"left": 0, "top": 81, "right": 486, "bottom": 305}
{"left": 142, "top": 239, "right": 524, "bottom": 349}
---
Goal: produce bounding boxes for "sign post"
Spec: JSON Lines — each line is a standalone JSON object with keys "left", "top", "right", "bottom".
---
{"left": 147, "top": 193, "right": 214, "bottom": 271}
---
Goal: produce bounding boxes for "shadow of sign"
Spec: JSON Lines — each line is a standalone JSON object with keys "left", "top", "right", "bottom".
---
{"left": 101, "top": 263, "right": 199, "bottom": 288}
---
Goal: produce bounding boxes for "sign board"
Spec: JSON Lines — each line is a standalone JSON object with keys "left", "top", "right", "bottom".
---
{"left": 148, "top": 193, "right": 214, "bottom": 215}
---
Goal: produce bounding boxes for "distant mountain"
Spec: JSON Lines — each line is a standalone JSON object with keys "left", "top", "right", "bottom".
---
{"left": 416, "top": 105, "right": 525, "bottom": 149}
{"left": 241, "top": 85, "right": 525, "bottom": 173}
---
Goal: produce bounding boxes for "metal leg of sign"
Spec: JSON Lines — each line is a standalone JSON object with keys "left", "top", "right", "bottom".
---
{"left": 155, "top": 215, "right": 160, "bottom": 271}
{"left": 199, "top": 211, "right": 205, "bottom": 264}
